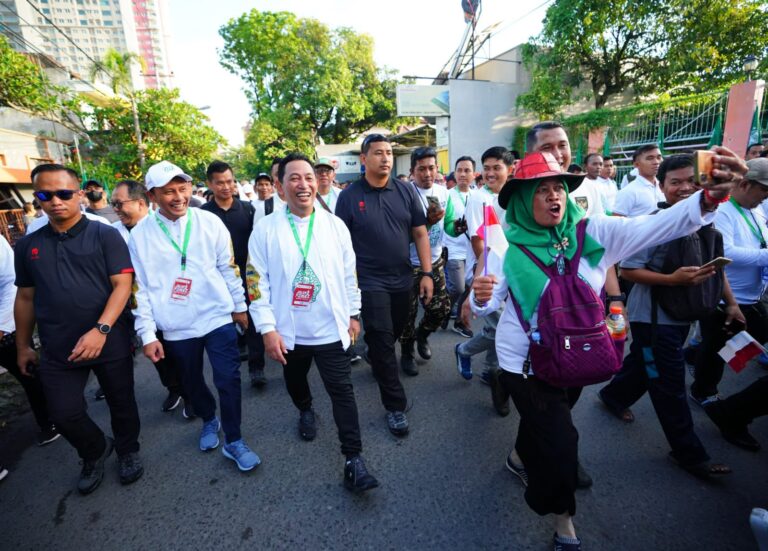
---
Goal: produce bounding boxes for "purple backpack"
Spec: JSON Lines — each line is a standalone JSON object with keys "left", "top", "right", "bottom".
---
{"left": 510, "top": 220, "right": 624, "bottom": 388}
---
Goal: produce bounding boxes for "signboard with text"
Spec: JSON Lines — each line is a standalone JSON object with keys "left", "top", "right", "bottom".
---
{"left": 396, "top": 85, "right": 450, "bottom": 117}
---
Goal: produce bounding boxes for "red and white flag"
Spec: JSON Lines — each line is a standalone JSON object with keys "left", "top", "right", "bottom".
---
{"left": 718, "top": 331, "right": 767, "bottom": 373}
{"left": 477, "top": 204, "right": 508, "bottom": 259}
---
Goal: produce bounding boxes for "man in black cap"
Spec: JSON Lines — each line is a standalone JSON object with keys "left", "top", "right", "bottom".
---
{"left": 84, "top": 179, "right": 120, "bottom": 223}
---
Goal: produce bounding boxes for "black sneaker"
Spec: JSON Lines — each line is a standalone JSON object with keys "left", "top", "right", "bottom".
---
{"left": 118, "top": 452, "right": 144, "bottom": 485}
{"left": 299, "top": 409, "right": 317, "bottom": 441}
{"left": 349, "top": 353, "right": 362, "bottom": 364}
{"left": 37, "top": 426, "right": 61, "bottom": 446}
{"left": 344, "top": 455, "right": 379, "bottom": 493}
{"left": 161, "top": 391, "right": 182, "bottom": 412}
{"left": 505, "top": 452, "right": 529, "bottom": 487}
{"left": 0, "top": 465, "right": 7, "bottom": 482}
{"left": 182, "top": 400, "right": 196, "bottom": 420}
{"left": 479, "top": 369, "right": 492, "bottom": 386}
{"left": 94, "top": 386, "right": 105, "bottom": 401}
{"left": 386, "top": 411, "right": 409, "bottom": 437}
{"left": 553, "top": 532, "right": 582, "bottom": 551}
{"left": 77, "top": 436, "right": 114, "bottom": 495}
{"left": 416, "top": 330, "right": 432, "bottom": 360}
{"left": 400, "top": 341, "right": 418, "bottom": 376}
{"left": 250, "top": 369, "right": 267, "bottom": 388}
{"left": 452, "top": 322, "right": 473, "bottom": 338}
{"left": 440, "top": 316, "right": 450, "bottom": 330}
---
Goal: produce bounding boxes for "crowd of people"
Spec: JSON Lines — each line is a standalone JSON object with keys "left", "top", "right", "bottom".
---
{"left": 2, "top": 122, "right": 768, "bottom": 550}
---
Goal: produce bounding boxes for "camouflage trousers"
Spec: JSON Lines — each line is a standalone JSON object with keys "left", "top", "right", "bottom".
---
{"left": 400, "top": 257, "right": 451, "bottom": 344}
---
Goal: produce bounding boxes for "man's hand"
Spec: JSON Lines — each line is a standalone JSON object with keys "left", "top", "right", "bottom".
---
{"left": 232, "top": 311, "right": 249, "bottom": 331}
{"left": 704, "top": 145, "right": 748, "bottom": 201}
{"left": 667, "top": 266, "right": 716, "bottom": 286}
{"left": 68, "top": 328, "right": 107, "bottom": 362}
{"left": 348, "top": 318, "right": 361, "bottom": 344}
{"left": 263, "top": 330, "right": 288, "bottom": 365}
{"left": 426, "top": 204, "right": 445, "bottom": 226}
{"left": 472, "top": 275, "right": 498, "bottom": 304}
{"left": 143, "top": 341, "right": 165, "bottom": 363}
{"left": 724, "top": 304, "right": 746, "bottom": 333}
{"left": 419, "top": 275, "right": 434, "bottom": 305}
{"left": 17, "top": 346, "right": 38, "bottom": 377}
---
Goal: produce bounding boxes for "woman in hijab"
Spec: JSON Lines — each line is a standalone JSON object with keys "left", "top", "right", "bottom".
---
{"left": 471, "top": 148, "right": 745, "bottom": 551}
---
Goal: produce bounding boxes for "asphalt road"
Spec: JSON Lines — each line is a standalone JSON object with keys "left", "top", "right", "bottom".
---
{"left": 1, "top": 320, "right": 767, "bottom": 550}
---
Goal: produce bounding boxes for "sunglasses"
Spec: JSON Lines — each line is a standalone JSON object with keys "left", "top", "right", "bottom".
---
{"left": 33, "top": 190, "right": 78, "bottom": 202}
{"left": 110, "top": 199, "right": 138, "bottom": 210}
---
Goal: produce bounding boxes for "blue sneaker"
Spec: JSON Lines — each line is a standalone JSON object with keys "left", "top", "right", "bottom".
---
{"left": 758, "top": 352, "right": 768, "bottom": 367}
{"left": 455, "top": 343, "right": 472, "bottom": 380}
{"left": 199, "top": 417, "right": 221, "bottom": 451}
{"left": 222, "top": 439, "right": 261, "bottom": 472}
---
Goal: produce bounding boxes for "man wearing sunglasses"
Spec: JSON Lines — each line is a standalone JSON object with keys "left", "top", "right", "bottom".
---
{"left": 14, "top": 164, "right": 142, "bottom": 495}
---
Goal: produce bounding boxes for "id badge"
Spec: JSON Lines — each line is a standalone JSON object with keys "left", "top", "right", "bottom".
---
{"left": 170, "top": 277, "right": 192, "bottom": 305}
{"left": 291, "top": 282, "right": 315, "bottom": 311}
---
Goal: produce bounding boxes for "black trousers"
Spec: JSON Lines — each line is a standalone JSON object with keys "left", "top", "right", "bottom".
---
{"left": 716, "top": 375, "right": 768, "bottom": 427}
{"left": 692, "top": 303, "right": 768, "bottom": 399}
{"left": 600, "top": 322, "right": 709, "bottom": 466}
{"left": 361, "top": 289, "right": 411, "bottom": 412}
{"left": 154, "top": 331, "right": 184, "bottom": 396}
{"left": 37, "top": 355, "right": 140, "bottom": 461}
{"left": 501, "top": 371, "right": 580, "bottom": 517}
{"left": 283, "top": 341, "right": 362, "bottom": 456}
{"left": 0, "top": 334, "right": 51, "bottom": 430}
{"left": 241, "top": 311, "right": 266, "bottom": 373}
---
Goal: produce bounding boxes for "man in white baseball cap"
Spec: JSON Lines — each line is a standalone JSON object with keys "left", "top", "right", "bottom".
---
{"left": 130, "top": 160, "right": 261, "bottom": 471}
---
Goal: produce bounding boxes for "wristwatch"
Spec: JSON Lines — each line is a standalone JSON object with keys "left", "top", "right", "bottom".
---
{"left": 420, "top": 271, "right": 434, "bottom": 278}
{"left": 95, "top": 322, "right": 112, "bottom": 335}
{"left": 606, "top": 294, "right": 626, "bottom": 303}
{"left": 350, "top": 314, "right": 361, "bottom": 322}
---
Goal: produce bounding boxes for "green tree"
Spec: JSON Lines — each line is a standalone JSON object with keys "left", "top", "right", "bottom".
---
{"left": 0, "top": 35, "right": 79, "bottom": 127}
{"left": 218, "top": 10, "right": 406, "bottom": 160}
{"left": 83, "top": 88, "right": 225, "bottom": 183}
{"left": 518, "top": 0, "right": 768, "bottom": 118}
{"left": 88, "top": 48, "right": 146, "bottom": 95}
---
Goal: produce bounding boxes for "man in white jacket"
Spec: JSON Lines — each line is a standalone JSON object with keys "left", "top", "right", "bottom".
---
{"left": 247, "top": 152, "right": 378, "bottom": 493}
{"left": 130, "top": 160, "right": 260, "bottom": 472}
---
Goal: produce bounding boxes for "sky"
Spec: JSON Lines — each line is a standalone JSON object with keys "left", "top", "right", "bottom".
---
{"left": 168, "top": 0, "right": 551, "bottom": 147}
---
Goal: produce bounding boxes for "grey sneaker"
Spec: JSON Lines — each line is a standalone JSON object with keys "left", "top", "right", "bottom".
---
{"left": 78, "top": 436, "right": 114, "bottom": 495}
{"left": 386, "top": 411, "right": 409, "bottom": 437}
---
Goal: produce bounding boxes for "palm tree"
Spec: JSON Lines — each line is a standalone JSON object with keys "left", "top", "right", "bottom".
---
{"left": 89, "top": 49, "right": 148, "bottom": 169}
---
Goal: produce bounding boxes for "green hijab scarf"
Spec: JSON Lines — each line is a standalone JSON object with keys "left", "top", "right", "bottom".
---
{"left": 503, "top": 178, "right": 605, "bottom": 321}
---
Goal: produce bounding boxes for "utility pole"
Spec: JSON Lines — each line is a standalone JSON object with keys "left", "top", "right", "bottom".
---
{"left": 130, "top": 95, "right": 145, "bottom": 170}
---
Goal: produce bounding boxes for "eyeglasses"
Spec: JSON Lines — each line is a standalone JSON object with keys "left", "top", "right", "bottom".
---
{"left": 110, "top": 199, "right": 138, "bottom": 210}
{"left": 315, "top": 167, "right": 334, "bottom": 175}
{"left": 33, "top": 190, "right": 77, "bottom": 202}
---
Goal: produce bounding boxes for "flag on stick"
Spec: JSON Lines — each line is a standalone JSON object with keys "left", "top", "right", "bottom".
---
{"left": 718, "top": 331, "right": 766, "bottom": 373}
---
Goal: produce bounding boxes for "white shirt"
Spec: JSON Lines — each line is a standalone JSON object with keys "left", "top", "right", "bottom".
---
{"left": 445, "top": 187, "right": 473, "bottom": 261}
{"left": 129, "top": 208, "right": 247, "bottom": 344}
{"left": 315, "top": 187, "right": 340, "bottom": 214}
{"left": 613, "top": 175, "right": 664, "bottom": 217}
{"left": 569, "top": 177, "right": 607, "bottom": 218}
{"left": 465, "top": 185, "right": 506, "bottom": 239}
{"left": 409, "top": 183, "right": 449, "bottom": 266}
{"left": 26, "top": 211, "right": 111, "bottom": 234}
{"left": 248, "top": 206, "right": 361, "bottom": 350}
{"left": 471, "top": 191, "right": 716, "bottom": 376}
{"left": 596, "top": 177, "right": 619, "bottom": 211}
{"left": 111, "top": 214, "right": 149, "bottom": 244}
{"left": 0, "top": 235, "right": 15, "bottom": 334}
{"left": 251, "top": 195, "right": 284, "bottom": 228}
{"left": 716, "top": 200, "right": 768, "bottom": 304}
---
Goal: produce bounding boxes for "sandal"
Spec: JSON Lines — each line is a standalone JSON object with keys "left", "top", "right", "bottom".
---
{"left": 597, "top": 390, "right": 635, "bottom": 423}
{"left": 668, "top": 453, "right": 732, "bottom": 480}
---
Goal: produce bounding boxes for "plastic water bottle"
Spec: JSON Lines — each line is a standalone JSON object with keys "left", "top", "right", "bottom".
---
{"left": 606, "top": 306, "right": 626, "bottom": 340}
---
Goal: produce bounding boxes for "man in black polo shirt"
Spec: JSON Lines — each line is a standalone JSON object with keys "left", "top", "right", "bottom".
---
{"left": 202, "top": 160, "right": 266, "bottom": 387}
{"left": 14, "top": 164, "right": 142, "bottom": 495}
{"left": 335, "top": 134, "right": 433, "bottom": 436}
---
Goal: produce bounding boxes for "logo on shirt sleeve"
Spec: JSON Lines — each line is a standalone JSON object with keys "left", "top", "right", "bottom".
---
{"left": 245, "top": 263, "right": 261, "bottom": 301}
{"left": 30, "top": 247, "right": 39, "bottom": 260}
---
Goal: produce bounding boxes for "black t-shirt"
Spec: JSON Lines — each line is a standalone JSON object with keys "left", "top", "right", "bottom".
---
{"left": 14, "top": 217, "right": 134, "bottom": 365}
{"left": 200, "top": 198, "right": 254, "bottom": 276}
{"left": 335, "top": 176, "right": 427, "bottom": 292}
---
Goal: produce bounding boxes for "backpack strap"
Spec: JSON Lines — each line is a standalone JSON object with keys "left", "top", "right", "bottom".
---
{"left": 508, "top": 288, "right": 532, "bottom": 333}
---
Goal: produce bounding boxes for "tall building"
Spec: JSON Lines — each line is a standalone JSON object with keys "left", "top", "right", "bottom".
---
{"left": 0, "top": 0, "right": 174, "bottom": 90}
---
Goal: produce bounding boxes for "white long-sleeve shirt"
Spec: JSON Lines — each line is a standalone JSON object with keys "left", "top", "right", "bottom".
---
{"left": 471, "top": 191, "right": 716, "bottom": 376}
{"left": 248, "top": 206, "right": 360, "bottom": 350}
{"left": 129, "top": 208, "right": 246, "bottom": 344}
{"left": 0, "top": 235, "right": 15, "bottom": 334}
{"left": 716, "top": 200, "right": 768, "bottom": 304}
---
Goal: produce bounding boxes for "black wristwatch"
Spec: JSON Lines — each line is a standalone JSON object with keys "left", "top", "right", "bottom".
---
{"left": 95, "top": 322, "right": 111, "bottom": 335}
{"left": 350, "top": 314, "right": 361, "bottom": 322}
{"left": 420, "top": 271, "right": 434, "bottom": 278}
{"left": 606, "top": 294, "right": 626, "bottom": 303}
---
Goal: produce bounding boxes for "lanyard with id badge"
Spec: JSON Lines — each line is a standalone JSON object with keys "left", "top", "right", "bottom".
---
{"left": 730, "top": 198, "right": 768, "bottom": 285}
{"left": 155, "top": 212, "right": 193, "bottom": 305}
{"left": 287, "top": 209, "right": 321, "bottom": 311}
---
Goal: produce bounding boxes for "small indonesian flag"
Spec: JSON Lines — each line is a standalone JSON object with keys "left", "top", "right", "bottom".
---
{"left": 718, "top": 331, "right": 767, "bottom": 373}
{"left": 477, "top": 204, "right": 508, "bottom": 259}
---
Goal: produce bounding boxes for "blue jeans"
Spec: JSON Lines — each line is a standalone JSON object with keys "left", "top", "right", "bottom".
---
{"left": 164, "top": 323, "right": 243, "bottom": 443}
{"left": 600, "top": 322, "right": 708, "bottom": 466}
{"left": 457, "top": 309, "right": 499, "bottom": 370}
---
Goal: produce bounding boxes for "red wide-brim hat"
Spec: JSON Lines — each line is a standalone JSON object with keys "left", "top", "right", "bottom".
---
{"left": 498, "top": 152, "right": 584, "bottom": 209}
